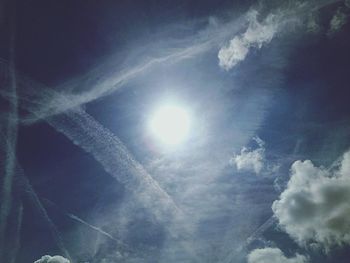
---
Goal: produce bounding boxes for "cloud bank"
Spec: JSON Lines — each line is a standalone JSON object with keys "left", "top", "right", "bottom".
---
{"left": 247, "top": 247, "right": 307, "bottom": 263}
{"left": 34, "top": 255, "right": 70, "bottom": 263}
{"left": 218, "top": 10, "right": 280, "bottom": 70}
{"left": 272, "top": 150, "right": 350, "bottom": 249}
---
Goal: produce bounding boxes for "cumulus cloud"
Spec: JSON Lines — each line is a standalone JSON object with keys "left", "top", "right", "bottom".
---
{"left": 230, "top": 137, "right": 266, "bottom": 175}
{"left": 230, "top": 136, "right": 281, "bottom": 176}
{"left": 34, "top": 255, "right": 70, "bottom": 263}
{"left": 218, "top": 10, "right": 280, "bottom": 70}
{"left": 247, "top": 247, "right": 308, "bottom": 263}
{"left": 272, "top": 150, "right": 350, "bottom": 249}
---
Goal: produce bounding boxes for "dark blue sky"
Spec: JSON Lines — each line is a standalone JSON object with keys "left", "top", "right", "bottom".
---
{"left": 1, "top": 0, "right": 350, "bottom": 263}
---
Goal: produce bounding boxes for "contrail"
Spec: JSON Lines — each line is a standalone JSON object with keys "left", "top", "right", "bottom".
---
{"left": 220, "top": 215, "right": 277, "bottom": 263}
{"left": 0, "top": 130, "right": 71, "bottom": 262}
{"left": 0, "top": 61, "right": 200, "bottom": 261}
{"left": 0, "top": 137, "right": 24, "bottom": 263}
{"left": 45, "top": 108, "right": 195, "bottom": 237}
{"left": 23, "top": 42, "right": 218, "bottom": 123}
{"left": 41, "top": 197, "right": 124, "bottom": 245}
{"left": 18, "top": 0, "right": 343, "bottom": 124}
{"left": 0, "top": 2, "right": 18, "bottom": 259}
{"left": 8, "top": 202, "right": 23, "bottom": 263}
{"left": 46, "top": 110, "right": 199, "bottom": 261}
{"left": 0, "top": 60, "right": 186, "bottom": 225}
{"left": 244, "top": 216, "right": 277, "bottom": 246}
{"left": 0, "top": 1, "right": 340, "bottom": 261}
{"left": 21, "top": 175, "right": 72, "bottom": 261}
{"left": 67, "top": 214, "right": 118, "bottom": 242}
{"left": 18, "top": 17, "right": 247, "bottom": 124}
{"left": 45, "top": 110, "right": 202, "bottom": 263}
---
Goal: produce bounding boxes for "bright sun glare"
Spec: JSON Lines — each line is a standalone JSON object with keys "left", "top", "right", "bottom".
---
{"left": 149, "top": 105, "right": 191, "bottom": 146}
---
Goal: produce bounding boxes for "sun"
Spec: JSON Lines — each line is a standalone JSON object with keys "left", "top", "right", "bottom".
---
{"left": 149, "top": 104, "right": 191, "bottom": 146}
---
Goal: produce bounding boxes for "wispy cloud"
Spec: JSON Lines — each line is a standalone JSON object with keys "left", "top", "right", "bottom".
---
{"left": 272, "top": 150, "right": 350, "bottom": 249}
{"left": 247, "top": 247, "right": 308, "bottom": 263}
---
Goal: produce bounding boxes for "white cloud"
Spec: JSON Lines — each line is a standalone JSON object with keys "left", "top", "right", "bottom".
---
{"left": 247, "top": 247, "right": 308, "bottom": 263}
{"left": 328, "top": 8, "right": 348, "bottom": 35}
{"left": 34, "top": 255, "right": 70, "bottom": 263}
{"left": 218, "top": 10, "right": 280, "bottom": 70}
{"left": 272, "top": 150, "right": 350, "bottom": 249}
{"left": 230, "top": 137, "right": 265, "bottom": 174}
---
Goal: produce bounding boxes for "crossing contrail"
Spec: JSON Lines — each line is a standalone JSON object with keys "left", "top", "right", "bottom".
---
{"left": 0, "top": 129, "right": 71, "bottom": 262}
{"left": 0, "top": 59, "right": 187, "bottom": 229}
{"left": 45, "top": 108, "right": 199, "bottom": 260}
{"left": 21, "top": 175, "right": 72, "bottom": 261}
{"left": 0, "top": 59, "right": 200, "bottom": 262}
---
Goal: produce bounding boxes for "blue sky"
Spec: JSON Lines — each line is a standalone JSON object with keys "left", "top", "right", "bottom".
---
{"left": 1, "top": 0, "right": 350, "bottom": 262}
